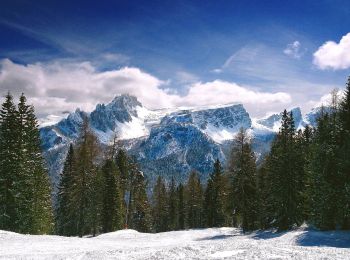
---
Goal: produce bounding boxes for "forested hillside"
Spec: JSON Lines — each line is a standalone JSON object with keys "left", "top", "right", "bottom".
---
{"left": 0, "top": 77, "right": 349, "bottom": 236}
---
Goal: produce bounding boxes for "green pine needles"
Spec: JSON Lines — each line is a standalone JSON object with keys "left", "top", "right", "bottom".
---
{"left": 0, "top": 93, "right": 53, "bottom": 234}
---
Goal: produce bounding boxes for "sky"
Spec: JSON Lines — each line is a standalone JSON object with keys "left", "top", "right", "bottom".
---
{"left": 1, "top": 0, "right": 350, "bottom": 124}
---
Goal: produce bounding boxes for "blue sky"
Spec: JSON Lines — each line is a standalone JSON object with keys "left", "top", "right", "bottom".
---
{"left": 1, "top": 0, "right": 350, "bottom": 122}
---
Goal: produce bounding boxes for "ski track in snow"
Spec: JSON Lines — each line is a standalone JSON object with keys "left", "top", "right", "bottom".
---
{"left": 0, "top": 228, "right": 350, "bottom": 259}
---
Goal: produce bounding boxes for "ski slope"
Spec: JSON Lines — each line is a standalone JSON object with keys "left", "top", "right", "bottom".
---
{"left": 1, "top": 227, "right": 350, "bottom": 259}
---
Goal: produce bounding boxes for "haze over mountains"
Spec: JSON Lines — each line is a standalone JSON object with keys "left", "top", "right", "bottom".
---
{"left": 40, "top": 94, "right": 325, "bottom": 188}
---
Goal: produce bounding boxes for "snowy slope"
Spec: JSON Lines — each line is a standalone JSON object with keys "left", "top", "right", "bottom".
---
{"left": 1, "top": 228, "right": 350, "bottom": 259}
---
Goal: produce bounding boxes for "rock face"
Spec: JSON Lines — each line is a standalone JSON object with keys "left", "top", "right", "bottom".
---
{"left": 39, "top": 94, "right": 323, "bottom": 188}
{"left": 90, "top": 95, "right": 141, "bottom": 131}
{"left": 130, "top": 118, "right": 226, "bottom": 184}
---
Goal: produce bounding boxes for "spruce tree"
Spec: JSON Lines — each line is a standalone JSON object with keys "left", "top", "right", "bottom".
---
{"left": 16, "top": 93, "right": 33, "bottom": 233}
{"left": 203, "top": 177, "right": 214, "bottom": 227}
{"left": 309, "top": 112, "right": 341, "bottom": 229}
{"left": 152, "top": 176, "right": 169, "bottom": 232}
{"left": 339, "top": 78, "right": 350, "bottom": 228}
{"left": 24, "top": 100, "right": 53, "bottom": 234}
{"left": 265, "top": 111, "right": 304, "bottom": 230}
{"left": 309, "top": 88, "right": 348, "bottom": 230}
{"left": 72, "top": 118, "right": 99, "bottom": 237}
{"left": 88, "top": 166, "right": 103, "bottom": 237}
{"left": 295, "top": 126, "right": 313, "bottom": 221}
{"left": 167, "top": 177, "right": 177, "bottom": 231}
{"left": 256, "top": 159, "right": 271, "bottom": 229}
{"left": 0, "top": 93, "right": 52, "bottom": 234}
{"left": 128, "top": 169, "right": 151, "bottom": 232}
{"left": 0, "top": 93, "right": 20, "bottom": 231}
{"left": 56, "top": 144, "right": 76, "bottom": 236}
{"left": 100, "top": 159, "right": 123, "bottom": 233}
{"left": 116, "top": 149, "right": 130, "bottom": 198}
{"left": 204, "top": 159, "right": 225, "bottom": 227}
{"left": 228, "top": 128, "right": 258, "bottom": 231}
{"left": 185, "top": 171, "right": 203, "bottom": 229}
{"left": 176, "top": 183, "right": 185, "bottom": 230}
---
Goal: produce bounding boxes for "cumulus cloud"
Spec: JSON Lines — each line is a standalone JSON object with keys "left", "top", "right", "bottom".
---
{"left": 283, "top": 41, "right": 303, "bottom": 59}
{"left": 313, "top": 32, "right": 350, "bottom": 70}
{"left": 0, "top": 59, "right": 292, "bottom": 124}
{"left": 178, "top": 80, "right": 292, "bottom": 116}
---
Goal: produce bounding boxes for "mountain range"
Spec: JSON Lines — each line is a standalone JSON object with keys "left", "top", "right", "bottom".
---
{"left": 40, "top": 94, "right": 324, "bottom": 188}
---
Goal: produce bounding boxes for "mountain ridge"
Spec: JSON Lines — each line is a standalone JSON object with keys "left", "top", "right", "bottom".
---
{"left": 40, "top": 94, "right": 321, "bottom": 187}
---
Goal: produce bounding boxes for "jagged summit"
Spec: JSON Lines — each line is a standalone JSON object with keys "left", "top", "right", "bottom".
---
{"left": 90, "top": 94, "right": 144, "bottom": 133}
{"left": 108, "top": 94, "right": 142, "bottom": 110}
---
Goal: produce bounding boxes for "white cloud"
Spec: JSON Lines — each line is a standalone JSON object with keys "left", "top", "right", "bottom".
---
{"left": 0, "top": 59, "right": 173, "bottom": 120}
{"left": 0, "top": 59, "right": 292, "bottom": 124}
{"left": 283, "top": 41, "right": 303, "bottom": 59}
{"left": 307, "top": 89, "right": 345, "bottom": 109}
{"left": 313, "top": 32, "right": 350, "bottom": 70}
{"left": 178, "top": 80, "right": 292, "bottom": 116}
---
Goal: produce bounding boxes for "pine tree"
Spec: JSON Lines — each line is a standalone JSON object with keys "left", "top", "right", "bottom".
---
{"left": 16, "top": 93, "right": 33, "bottom": 233}
{"left": 152, "top": 176, "right": 169, "bottom": 232}
{"left": 338, "top": 78, "right": 350, "bottom": 228}
{"left": 167, "top": 177, "right": 177, "bottom": 231}
{"left": 256, "top": 158, "right": 271, "bottom": 229}
{"left": 309, "top": 112, "right": 341, "bottom": 229}
{"left": 295, "top": 126, "right": 313, "bottom": 221}
{"left": 129, "top": 169, "right": 151, "bottom": 232}
{"left": 204, "top": 159, "right": 225, "bottom": 227}
{"left": 0, "top": 93, "right": 52, "bottom": 234}
{"left": 265, "top": 110, "right": 305, "bottom": 230}
{"left": 89, "top": 167, "right": 103, "bottom": 237}
{"left": 228, "top": 128, "right": 258, "bottom": 231}
{"left": 116, "top": 149, "right": 130, "bottom": 198}
{"left": 100, "top": 158, "right": 123, "bottom": 233}
{"left": 23, "top": 100, "right": 53, "bottom": 234}
{"left": 176, "top": 183, "right": 185, "bottom": 230}
{"left": 309, "top": 87, "right": 349, "bottom": 230}
{"left": 203, "top": 176, "right": 214, "bottom": 227}
{"left": 72, "top": 118, "right": 99, "bottom": 237}
{"left": 185, "top": 171, "right": 203, "bottom": 229}
{"left": 56, "top": 144, "right": 76, "bottom": 236}
{"left": 0, "top": 93, "right": 20, "bottom": 231}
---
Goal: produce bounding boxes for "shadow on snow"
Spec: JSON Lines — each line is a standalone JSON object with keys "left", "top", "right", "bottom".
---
{"left": 196, "top": 234, "right": 238, "bottom": 241}
{"left": 295, "top": 230, "right": 350, "bottom": 248}
{"left": 252, "top": 228, "right": 350, "bottom": 248}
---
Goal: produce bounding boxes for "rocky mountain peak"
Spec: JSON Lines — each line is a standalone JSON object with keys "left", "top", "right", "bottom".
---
{"left": 108, "top": 94, "right": 142, "bottom": 112}
{"left": 90, "top": 94, "right": 143, "bottom": 132}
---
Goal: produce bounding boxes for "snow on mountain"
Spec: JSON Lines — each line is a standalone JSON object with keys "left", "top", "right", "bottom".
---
{"left": 303, "top": 106, "right": 333, "bottom": 127}
{"left": 1, "top": 227, "right": 349, "bottom": 259}
{"left": 40, "top": 95, "right": 254, "bottom": 187}
{"left": 256, "top": 107, "right": 305, "bottom": 132}
{"left": 39, "top": 94, "right": 327, "bottom": 188}
{"left": 158, "top": 103, "right": 251, "bottom": 143}
{"left": 129, "top": 120, "right": 225, "bottom": 184}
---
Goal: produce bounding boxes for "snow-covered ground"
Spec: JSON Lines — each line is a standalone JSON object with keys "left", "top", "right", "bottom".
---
{"left": 1, "top": 227, "right": 350, "bottom": 259}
